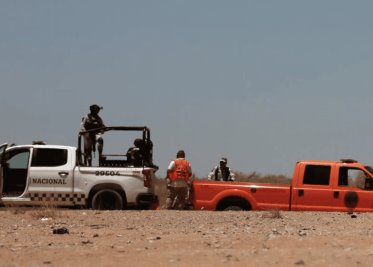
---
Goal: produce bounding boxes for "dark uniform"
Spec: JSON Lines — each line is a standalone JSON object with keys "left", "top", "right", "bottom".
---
{"left": 80, "top": 104, "right": 105, "bottom": 166}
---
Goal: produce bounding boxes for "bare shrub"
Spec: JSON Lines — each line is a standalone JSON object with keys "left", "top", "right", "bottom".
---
{"left": 5, "top": 205, "right": 27, "bottom": 215}
{"left": 235, "top": 171, "right": 291, "bottom": 184}
{"left": 153, "top": 177, "right": 167, "bottom": 207}
{"left": 29, "top": 202, "right": 61, "bottom": 219}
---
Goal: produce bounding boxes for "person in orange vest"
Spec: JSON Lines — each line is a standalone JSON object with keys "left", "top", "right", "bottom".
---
{"left": 166, "top": 150, "right": 192, "bottom": 210}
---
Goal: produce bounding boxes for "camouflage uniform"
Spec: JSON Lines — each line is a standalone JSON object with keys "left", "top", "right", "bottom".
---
{"left": 207, "top": 157, "right": 236, "bottom": 181}
{"left": 80, "top": 104, "right": 105, "bottom": 166}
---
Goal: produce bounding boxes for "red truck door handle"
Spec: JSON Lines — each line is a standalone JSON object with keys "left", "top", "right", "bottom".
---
{"left": 333, "top": 191, "right": 339, "bottom": 198}
{"left": 298, "top": 189, "right": 304, "bottom": 197}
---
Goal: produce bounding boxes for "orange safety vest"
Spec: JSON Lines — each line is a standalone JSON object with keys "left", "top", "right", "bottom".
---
{"left": 169, "top": 159, "right": 191, "bottom": 182}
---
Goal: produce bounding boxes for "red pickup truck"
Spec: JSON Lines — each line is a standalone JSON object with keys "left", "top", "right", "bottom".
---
{"left": 191, "top": 159, "right": 373, "bottom": 212}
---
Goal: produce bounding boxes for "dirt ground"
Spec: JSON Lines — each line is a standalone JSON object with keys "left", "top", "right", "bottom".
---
{"left": 1, "top": 208, "right": 373, "bottom": 267}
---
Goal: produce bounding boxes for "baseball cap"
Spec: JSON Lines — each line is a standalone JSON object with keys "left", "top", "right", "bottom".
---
{"left": 220, "top": 157, "right": 227, "bottom": 164}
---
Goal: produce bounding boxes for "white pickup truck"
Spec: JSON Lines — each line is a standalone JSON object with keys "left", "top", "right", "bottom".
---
{"left": 0, "top": 126, "right": 158, "bottom": 210}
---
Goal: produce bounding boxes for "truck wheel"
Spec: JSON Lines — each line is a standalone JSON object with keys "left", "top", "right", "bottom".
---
{"left": 344, "top": 191, "right": 359, "bottom": 209}
{"left": 223, "top": 205, "right": 244, "bottom": 211}
{"left": 91, "top": 189, "right": 124, "bottom": 210}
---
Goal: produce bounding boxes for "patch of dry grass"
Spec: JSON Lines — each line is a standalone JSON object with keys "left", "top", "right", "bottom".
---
{"left": 235, "top": 172, "right": 292, "bottom": 184}
{"left": 6, "top": 205, "right": 27, "bottom": 215}
{"left": 28, "top": 202, "right": 61, "bottom": 219}
{"left": 153, "top": 178, "right": 167, "bottom": 207}
{"left": 3, "top": 203, "right": 62, "bottom": 219}
{"left": 262, "top": 209, "right": 283, "bottom": 219}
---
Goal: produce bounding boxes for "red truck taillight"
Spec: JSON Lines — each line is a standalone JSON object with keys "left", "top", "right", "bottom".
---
{"left": 142, "top": 169, "right": 152, "bottom": 188}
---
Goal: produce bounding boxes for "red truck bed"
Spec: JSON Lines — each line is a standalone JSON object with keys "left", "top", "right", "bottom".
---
{"left": 191, "top": 180, "right": 291, "bottom": 211}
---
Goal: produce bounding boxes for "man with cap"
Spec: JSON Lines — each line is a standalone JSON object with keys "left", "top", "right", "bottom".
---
{"left": 207, "top": 157, "right": 236, "bottom": 181}
{"left": 165, "top": 150, "right": 192, "bottom": 210}
{"left": 80, "top": 104, "right": 106, "bottom": 166}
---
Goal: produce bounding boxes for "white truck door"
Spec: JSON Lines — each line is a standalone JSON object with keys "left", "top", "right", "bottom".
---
{"left": 28, "top": 147, "right": 74, "bottom": 205}
{"left": 1, "top": 147, "right": 31, "bottom": 198}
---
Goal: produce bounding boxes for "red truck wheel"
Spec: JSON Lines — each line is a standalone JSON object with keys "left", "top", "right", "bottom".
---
{"left": 217, "top": 197, "right": 251, "bottom": 211}
{"left": 223, "top": 205, "right": 244, "bottom": 211}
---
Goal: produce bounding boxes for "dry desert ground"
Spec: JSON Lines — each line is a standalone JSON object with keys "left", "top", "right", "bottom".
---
{"left": 1, "top": 208, "right": 373, "bottom": 267}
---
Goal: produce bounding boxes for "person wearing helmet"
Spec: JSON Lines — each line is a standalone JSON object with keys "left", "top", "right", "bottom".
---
{"left": 207, "top": 157, "right": 236, "bottom": 181}
{"left": 80, "top": 104, "right": 106, "bottom": 166}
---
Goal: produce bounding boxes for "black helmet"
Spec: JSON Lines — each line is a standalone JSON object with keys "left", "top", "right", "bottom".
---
{"left": 90, "top": 104, "right": 102, "bottom": 113}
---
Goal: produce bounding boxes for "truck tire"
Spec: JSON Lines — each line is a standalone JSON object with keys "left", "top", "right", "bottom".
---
{"left": 344, "top": 191, "right": 358, "bottom": 209}
{"left": 223, "top": 205, "right": 244, "bottom": 211}
{"left": 217, "top": 196, "right": 251, "bottom": 211}
{"left": 91, "top": 189, "right": 124, "bottom": 210}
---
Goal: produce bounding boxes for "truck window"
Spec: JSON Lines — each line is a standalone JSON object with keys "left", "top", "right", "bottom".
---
{"left": 303, "top": 165, "right": 331, "bottom": 185}
{"left": 31, "top": 148, "right": 68, "bottom": 167}
{"left": 2, "top": 149, "right": 30, "bottom": 194}
{"left": 338, "top": 167, "right": 367, "bottom": 189}
{"left": 6, "top": 150, "right": 30, "bottom": 169}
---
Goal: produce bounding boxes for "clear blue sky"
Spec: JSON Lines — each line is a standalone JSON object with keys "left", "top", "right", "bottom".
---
{"left": 1, "top": 1, "right": 373, "bottom": 177}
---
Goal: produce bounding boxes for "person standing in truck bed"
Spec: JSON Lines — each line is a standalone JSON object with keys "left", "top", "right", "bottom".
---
{"left": 80, "top": 104, "right": 106, "bottom": 166}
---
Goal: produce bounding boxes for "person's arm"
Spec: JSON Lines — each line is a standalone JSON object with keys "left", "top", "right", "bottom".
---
{"left": 187, "top": 162, "right": 192, "bottom": 187}
{"left": 229, "top": 169, "right": 236, "bottom": 181}
{"left": 207, "top": 166, "right": 217, "bottom": 180}
{"left": 80, "top": 116, "right": 87, "bottom": 132}
{"left": 98, "top": 116, "right": 106, "bottom": 132}
{"left": 188, "top": 163, "right": 192, "bottom": 177}
{"left": 166, "top": 161, "right": 175, "bottom": 184}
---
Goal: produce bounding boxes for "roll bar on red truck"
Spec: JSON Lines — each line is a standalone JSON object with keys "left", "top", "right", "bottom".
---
{"left": 191, "top": 159, "right": 373, "bottom": 212}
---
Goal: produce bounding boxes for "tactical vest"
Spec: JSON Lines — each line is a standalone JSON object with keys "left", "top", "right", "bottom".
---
{"left": 215, "top": 166, "right": 231, "bottom": 181}
{"left": 169, "top": 159, "right": 190, "bottom": 182}
{"left": 84, "top": 114, "right": 103, "bottom": 131}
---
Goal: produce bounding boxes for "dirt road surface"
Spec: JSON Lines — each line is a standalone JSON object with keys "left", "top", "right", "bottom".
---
{"left": 1, "top": 208, "right": 372, "bottom": 267}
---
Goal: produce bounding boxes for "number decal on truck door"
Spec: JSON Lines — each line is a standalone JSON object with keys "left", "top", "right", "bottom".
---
{"left": 95, "top": 171, "right": 120, "bottom": 176}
